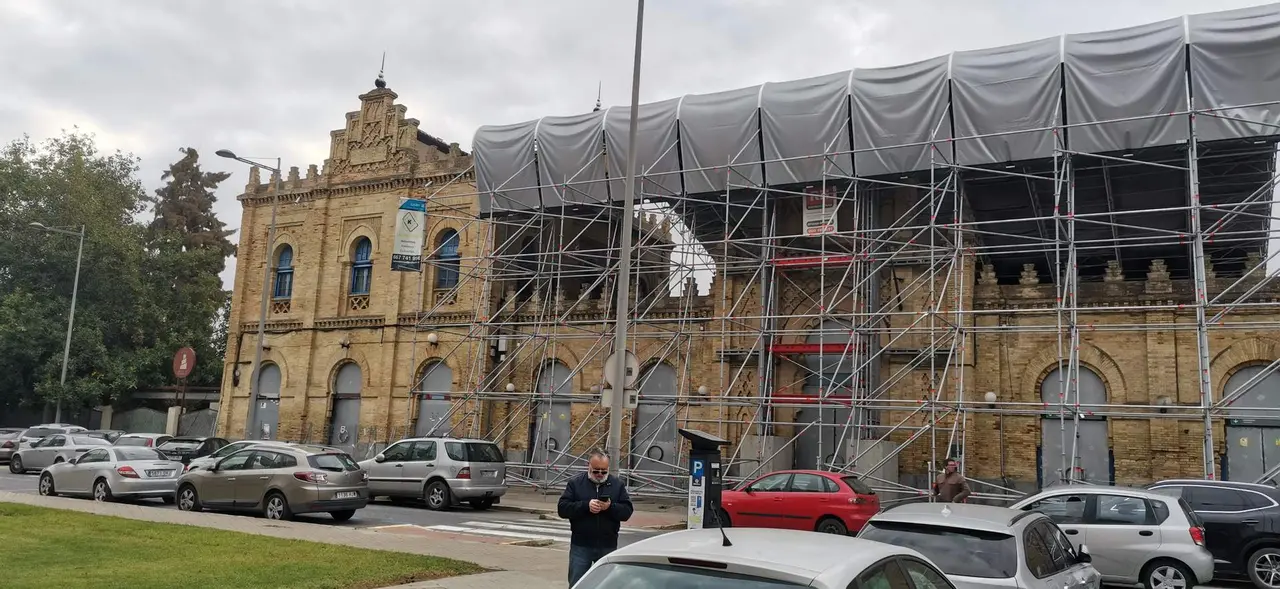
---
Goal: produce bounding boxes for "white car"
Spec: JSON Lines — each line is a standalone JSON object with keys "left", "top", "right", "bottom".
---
{"left": 38, "top": 446, "right": 185, "bottom": 503}
{"left": 572, "top": 527, "right": 956, "bottom": 589}
{"left": 1010, "top": 486, "right": 1214, "bottom": 589}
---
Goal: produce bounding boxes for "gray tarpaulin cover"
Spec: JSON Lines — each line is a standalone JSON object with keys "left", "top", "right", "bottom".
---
{"left": 475, "top": 3, "right": 1280, "bottom": 213}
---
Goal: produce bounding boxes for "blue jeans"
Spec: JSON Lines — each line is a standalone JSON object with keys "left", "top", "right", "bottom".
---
{"left": 568, "top": 544, "right": 613, "bottom": 586}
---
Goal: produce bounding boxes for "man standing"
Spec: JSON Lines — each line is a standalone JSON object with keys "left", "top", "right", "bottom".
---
{"left": 558, "top": 449, "right": 634, "bottom": 586}
{"left": 933, "top": 458, "right": 971, "bottom": 503}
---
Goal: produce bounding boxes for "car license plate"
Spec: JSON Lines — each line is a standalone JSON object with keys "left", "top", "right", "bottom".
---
{"left": 146, "top": 470, "right": 174, "bottom": 477}
{"left": 482, "top": 470, "right": 497, "bottom": 478}
{"left": 334, "top": 491, "right": 358, "bottom": 500}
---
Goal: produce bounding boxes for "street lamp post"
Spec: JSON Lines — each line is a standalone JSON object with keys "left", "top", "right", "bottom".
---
{"left": 217, "top": 150, "right": 281, "bottom": 440}
{"left": 28, "top": 222, "right": 85, "bottom": 423}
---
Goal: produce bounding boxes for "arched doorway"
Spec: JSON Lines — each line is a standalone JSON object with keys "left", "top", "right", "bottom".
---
{"left": 796, "top": 320, "right": 860, "bottom": 470}
{"left": 415, "top": 361, "right": 453, "bottom": 437}
{"left": 1039, "top": 366, "right": 1109, "bottom": 487}
{"left": 330, "top": 362, "right": 363, "bottom": 447}
{"left": 630, "top": 363, "right": 679, "bottom": 476}
{"left": 1224, "top": 365, "right": 1280, "bottom": 483}
{"left": 531, "top": 361, "right": 573, "bottom": 468}
{"left": 253, "top": 363, "right": 281, "bottom": 440}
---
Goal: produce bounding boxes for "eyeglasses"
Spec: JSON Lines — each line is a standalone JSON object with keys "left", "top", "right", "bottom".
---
{"left": 590, "top": 469, "right": 609, "bottom": 475}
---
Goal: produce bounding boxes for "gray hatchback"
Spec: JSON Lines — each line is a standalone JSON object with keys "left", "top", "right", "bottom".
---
{"left": 860, "top": 503, "right": 1102, "bottom": 589}
{"left": 360, "top": 437, "right": 507, "bottom": 511}
{"left": 175, "top": 444, "right": 369, "bottom": 521}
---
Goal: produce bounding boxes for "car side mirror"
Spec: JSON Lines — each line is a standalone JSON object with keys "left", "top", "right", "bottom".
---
{"left": 1077, "top": 544, "right": 1092, "bottom": 563}
{"left": 374, "top": 454, "right": 385, "bottom": 463}
{"left": 744, "top": 487, "right": 755, "bottom": 494}
{"left": 67, "top": 457, "right": 78, "bottom": 465}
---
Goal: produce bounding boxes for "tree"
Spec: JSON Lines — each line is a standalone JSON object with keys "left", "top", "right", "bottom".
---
{"left": 0, "top": 133, "right": 234, "bottom": 413}
{"left": 146, "top": 147, "right": 235, "bottom": 260}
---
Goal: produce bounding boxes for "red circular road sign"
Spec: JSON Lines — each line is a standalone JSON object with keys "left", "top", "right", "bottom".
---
{"left": 173, "top": 347, "right": 197, "bottom": 379}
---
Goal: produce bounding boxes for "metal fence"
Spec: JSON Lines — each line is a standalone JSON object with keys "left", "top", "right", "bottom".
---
{"left": 113, "top": 408, "right": 167, "bottom": 433}
{"left": 178, "top": 408, "right": 218, "bottom": 437}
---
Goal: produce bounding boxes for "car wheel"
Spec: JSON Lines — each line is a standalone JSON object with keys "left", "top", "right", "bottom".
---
{"left": 424, "top": 480, "right": 451, "bottom": 511}
{"left": 53, "top": 457, "right": 64, "bottom": 464}
{"left": 330, "top": 509, "right": 356, "bottom": 522}
{"left": 815, "top": 516, "right": 848, "bottom": 536}
{"left": 38, "top": 473, "right": 56, "bottom": 497}
{"left": 92, "top": 478, "right": 114, "bottom": 502}
{"left": 1248, "top": 547, "right": 1280, "bottom": 589}
{"left": 263, "top": 492, "right": 293, "bottom": 521}
{"left": 469, "top": 498, "right": 495, "bottom": 511}
{"left": 9, "top": 455, "right": 23, "bottom": 474}
{"left": 177, "top": 485, "right": 202, "bottom": 512}
{"left": 1143, "top": 559, "right": 1193, "bottom": 589}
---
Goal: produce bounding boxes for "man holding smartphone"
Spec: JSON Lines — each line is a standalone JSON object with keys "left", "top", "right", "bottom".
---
{"left": 558, "top": 449, "right": 634, "bottom": 586}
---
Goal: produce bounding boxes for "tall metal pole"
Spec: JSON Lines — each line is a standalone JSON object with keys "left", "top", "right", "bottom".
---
{"left": 54, "top": 225, "right": 85, "bottom": 423}
{"left": 607, "top": 0, "right": 646, "bottom": 468}
{"left": 246, "top": 158, "right": 282, "bottom": 439}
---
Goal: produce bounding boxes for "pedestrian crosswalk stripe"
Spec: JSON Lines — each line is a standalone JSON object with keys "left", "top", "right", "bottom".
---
{"left": 422, "top": 519, "right": 641, "bottom": 543}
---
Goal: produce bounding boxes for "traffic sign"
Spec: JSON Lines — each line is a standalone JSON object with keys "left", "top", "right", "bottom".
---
{"left": 173, "top": 347, "right": 196, "bottom": 379}
{"left": 603, "top": 351, "right": 640, "bottom": 388}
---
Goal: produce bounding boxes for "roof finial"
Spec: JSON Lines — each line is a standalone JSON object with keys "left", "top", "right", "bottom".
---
{"left": 375, "top": 51, "right": 387, "bottom": 89}
{"left": 593, "top": 81, "right": 602, "bottom": 112}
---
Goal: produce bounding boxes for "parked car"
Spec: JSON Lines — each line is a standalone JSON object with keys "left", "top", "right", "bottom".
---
{"left": 573, "top": 527, "right": 956, "bottom": 589}
{"left": 0, "top": 429, "right": 24, "bottom": 463}
{"left": 114, "top": 433, "right": 173, "bottom": 448}
{"left": 1146, "top": 479, "right": 1280, "bottom": 589}
{"left": 156, "top": 436, "right": 229, "bottom": 464}
{"left": 360, "top": 437, "right": 507, "bottom": 511}
{"left": 859, "top": 502, "right": 1101, "bottom": 589}
{"left": 37, "top": 446, "right": 185, "bottom": 503}
{"left": 175, "top": 444, "right": 368, "bottom": 521}
{"left": 717, "top": 469, "right": 879, "bottom": 535}
{"left": 80, "top": 429, "right": 126, "bottom": 443}
{"left": 16, "top": 424, "right": 87, "bottom": 447}
{"left": 9, "top": 434, "right": 112, "bottom": 474}
{"left": 1010, "top": 486, "right": 1214, "bottom": 589}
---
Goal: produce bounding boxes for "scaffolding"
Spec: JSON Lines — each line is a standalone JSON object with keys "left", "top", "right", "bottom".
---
{"left": 408, "top": 4, "right": 1280, "bottom": 502}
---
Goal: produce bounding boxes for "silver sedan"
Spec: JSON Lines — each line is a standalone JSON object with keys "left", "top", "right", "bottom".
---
{"left": 38, "top": 446, "right": 185, "bottom": 503}
{"left": 9, "top": 433, "right": 111, "bottom": 473}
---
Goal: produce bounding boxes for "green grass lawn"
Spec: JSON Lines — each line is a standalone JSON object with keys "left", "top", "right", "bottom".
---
{"left": 0, "top": 502, "right": 485, "bottom": 589}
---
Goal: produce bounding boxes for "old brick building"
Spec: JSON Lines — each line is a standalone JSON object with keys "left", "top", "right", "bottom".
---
{"left": 221, "top": 5, "right": 1280, "bottom": 496}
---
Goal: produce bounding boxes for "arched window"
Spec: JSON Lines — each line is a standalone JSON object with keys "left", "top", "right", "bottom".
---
{"left": 350, "top": 238, "right": 372, "bottom": 295}
{"left": 272, "top": 245, "right": 294, "bottom": 299}
{"left": 435, "top": 230, "right": 460, "bottom": 290}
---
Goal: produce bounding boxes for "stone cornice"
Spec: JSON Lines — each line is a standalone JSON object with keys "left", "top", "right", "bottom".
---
{"left": 237, "top": 169, "right": 476, "bottom": 206}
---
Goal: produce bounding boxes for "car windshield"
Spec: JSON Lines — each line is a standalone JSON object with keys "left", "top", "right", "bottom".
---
{"left": 115, "top": 448, "right": 167, "bottom": 461}
{"left": 71, "top": 436, "right": 109, "bottom": 446}
{"left": 115, "top": 437, "right": 153, "bottom": 446}
{"left": 24, "top": 428, "right": 62, "bottom": 438}
{"left": 159, "top": 440, "right": 202, "bottom": 451}
{"left": 308, "top": 453, "right": 360, "bottom": 472}
{"left": 842, "top": 476, "right": 875, "bottom": 495}
{"left": 445, "top": 442, "right": 505, "bottom": 463}
{"left": 859, "top": 521, "right": 1018, "bottom": 579}
{"left": 576, "top": 562, "right": 805, "bottom": 589}
{"left": 211, "top": 443, "right": 248, "bottom": 458}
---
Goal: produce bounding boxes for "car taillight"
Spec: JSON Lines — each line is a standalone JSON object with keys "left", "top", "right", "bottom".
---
{"left": 457, "top": 467, "right": 471, "bottom": 480}
{"left": 293, "top": 471, "right": 328, "bottom": 484}
{"left": 1, "top": 441, "right": 12, "bottom": 449}
{"left": 1190, "top": 526, "right": 1205, "bottom": 546}
{"left": 850, "top": 496, "right": 866, "bottom": 505}
{"left": 117, "top": 466, "right": 140, "bottom": 479}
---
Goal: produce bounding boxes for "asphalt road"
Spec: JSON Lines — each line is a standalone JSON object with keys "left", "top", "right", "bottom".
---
{"left": 0, "top": 469, "right": 663, "bottom": 550}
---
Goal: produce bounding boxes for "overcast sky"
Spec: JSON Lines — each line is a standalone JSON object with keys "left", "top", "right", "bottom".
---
{"left": 1, "top": 0, "right": 1273, "bottom": 290}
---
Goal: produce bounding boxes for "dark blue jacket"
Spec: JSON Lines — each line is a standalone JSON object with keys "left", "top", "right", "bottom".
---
{"left": 557, "top": 472, "right": 634, "bottom": 549}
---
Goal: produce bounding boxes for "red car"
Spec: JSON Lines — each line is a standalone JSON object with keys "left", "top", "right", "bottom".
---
{"left": 718, "top": 469, "right": 879, "bottom": 535}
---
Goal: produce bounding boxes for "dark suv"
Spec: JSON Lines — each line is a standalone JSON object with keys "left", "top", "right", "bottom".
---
{"left": 1146, "top": 479, "right": 1280, "bottom": 589}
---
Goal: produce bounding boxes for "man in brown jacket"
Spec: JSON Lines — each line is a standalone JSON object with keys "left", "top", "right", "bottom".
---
{"left": 933, "top": 458, "right": 971, "bottom": 503}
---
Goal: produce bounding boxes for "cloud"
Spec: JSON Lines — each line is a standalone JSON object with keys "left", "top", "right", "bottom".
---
{"left": 0, "top": 0, "right": 1271, "bottom": 290}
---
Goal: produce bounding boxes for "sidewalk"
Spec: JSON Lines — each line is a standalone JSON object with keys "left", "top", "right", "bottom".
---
{"left": 495, "top": 487, "right": 687, "bottom": 530}
{"left": 0, "top": 491, "right": 568, "bottom": 589}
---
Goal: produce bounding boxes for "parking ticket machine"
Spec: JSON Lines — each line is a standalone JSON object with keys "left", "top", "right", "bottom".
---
{"left": 679, "top": 428, "right": 729, "bottom": 530}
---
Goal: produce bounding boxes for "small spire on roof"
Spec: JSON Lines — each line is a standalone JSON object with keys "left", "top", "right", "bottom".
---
{"left": 375, "top": 51, "right": 387, "bottom": 89}
{"left": 593, "top": 81, "right": 602, "bottom": 112}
